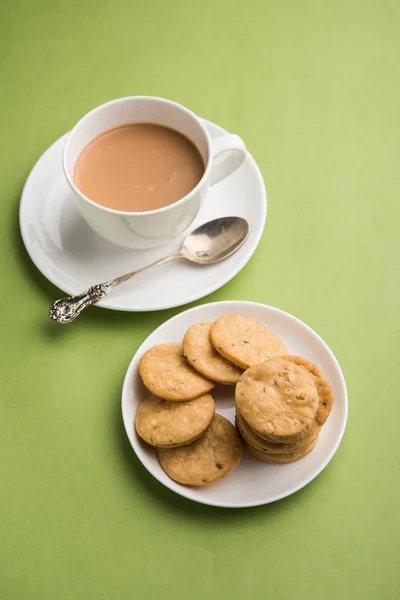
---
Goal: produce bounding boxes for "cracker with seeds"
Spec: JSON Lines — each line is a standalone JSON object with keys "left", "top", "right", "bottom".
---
{"left": 140, "top": 343, "right": 214, "bottom": 401}
{"left": 157, "top": 414, "right": 242, "bottom": 486}
{"left": 211, "top": 314, "right": 287, "bottom": 369}
{"left": 135, "top": 393, "right": 215, "bottom": 447}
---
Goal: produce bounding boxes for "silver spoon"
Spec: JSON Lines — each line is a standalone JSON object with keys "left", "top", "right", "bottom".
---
{"left": 49, "top": 216, "right": 250, "bottom": 324}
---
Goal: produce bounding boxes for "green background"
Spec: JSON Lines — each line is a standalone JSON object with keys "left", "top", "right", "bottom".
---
{"left": 1, "top": 0, "right": 399, "bottom": 598}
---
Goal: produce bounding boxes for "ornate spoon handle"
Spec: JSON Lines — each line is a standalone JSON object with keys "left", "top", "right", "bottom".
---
{"left": 49, "top": 284, "right": 109, "bottom": 324}
{"left": 49, "top": 252, "right": 182, "bottom": 324}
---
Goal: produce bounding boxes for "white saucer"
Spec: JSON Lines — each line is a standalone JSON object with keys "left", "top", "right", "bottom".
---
{"left": 19, "top": 120, "right": 266, "bottom": 311}
{"left": 122, "top": 301, "right": 348, "bottom": 508}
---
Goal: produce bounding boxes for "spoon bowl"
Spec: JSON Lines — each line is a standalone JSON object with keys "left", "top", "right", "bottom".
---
{"left": 181, "top": 217, "right": 250, "bottom": 264}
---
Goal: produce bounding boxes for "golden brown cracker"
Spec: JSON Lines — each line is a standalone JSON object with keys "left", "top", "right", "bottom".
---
{"left": 211, "top": 314, "right": 287, "bottom": 369}
{"left": 157, "top": 414, "right": 243, "bottom": 486}
{"left": 135, "top": 393, "right": 215, "bottom": 447}
{"left": 139, "top": 343, "right": 214, "bottom": 401}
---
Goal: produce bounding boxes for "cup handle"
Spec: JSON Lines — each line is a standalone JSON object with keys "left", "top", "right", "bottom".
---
{"left": 209, "top": 134, "right": 247, "bottom": 186}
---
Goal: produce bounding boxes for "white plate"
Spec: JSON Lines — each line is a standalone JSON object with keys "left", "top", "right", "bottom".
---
{"left": 19, "top": 120, "right": 266, "bottom": 311}
{"left": 122, "top": 301, "right": 348, "bottom": 508}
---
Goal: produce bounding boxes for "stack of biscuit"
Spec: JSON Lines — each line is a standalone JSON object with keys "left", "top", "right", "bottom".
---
{"left": 135, "top": 313, "right": 334, "bottom": 485}
{"left": 235, "top": 355, "right": 334, "bottom": 462}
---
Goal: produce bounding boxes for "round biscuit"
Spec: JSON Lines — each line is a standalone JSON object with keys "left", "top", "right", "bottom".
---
{"left": 135, "top": 394, "right": 215, "bottom": 447}
{"left": 210, "top": 314, "right": 287, "bottom": 369}
{"left": 183, "top": 322, "right": 243, "bottom": 384}
{"left": 157, "top": 414, "right": 243, "bottom": 486}
{"left": 139, "top": 343, "right": 214, "bottom": 401}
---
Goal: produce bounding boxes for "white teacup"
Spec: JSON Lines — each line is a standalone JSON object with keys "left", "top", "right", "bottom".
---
{"left": 63, "top": 96, "right": 247, "bottom": 249}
